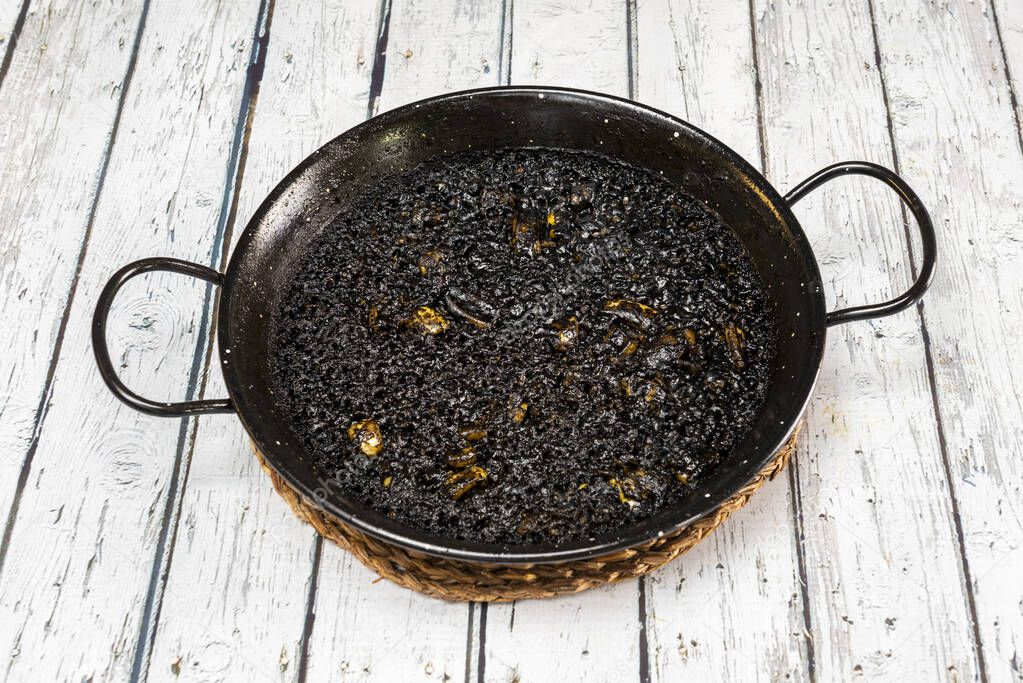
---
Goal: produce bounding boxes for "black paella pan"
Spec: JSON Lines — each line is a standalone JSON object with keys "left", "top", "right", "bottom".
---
{"left": 92, "top": 86, "right": 935, "bottom": 570}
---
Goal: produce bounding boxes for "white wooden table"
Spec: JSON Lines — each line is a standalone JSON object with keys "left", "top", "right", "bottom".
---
{"left": 1, "top": 0, "right": 1020, "bottom": 680}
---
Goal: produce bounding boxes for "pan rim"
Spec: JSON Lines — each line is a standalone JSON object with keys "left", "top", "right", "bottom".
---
{"left": 219, "top": 85, "right": 825, "bottom": 564}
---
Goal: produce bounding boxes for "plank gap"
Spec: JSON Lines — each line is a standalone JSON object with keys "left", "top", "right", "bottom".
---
{"left": 131, "top": 0, "right": 277, "bottom": 678}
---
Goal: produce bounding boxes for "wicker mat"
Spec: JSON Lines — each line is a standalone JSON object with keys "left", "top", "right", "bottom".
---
{"left": 252, "top": 429, "right": 798, "bottom": 602}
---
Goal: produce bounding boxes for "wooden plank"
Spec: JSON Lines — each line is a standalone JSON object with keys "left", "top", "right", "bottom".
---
{"left": 0, "top": 0, "right": 143, "bottom": 559}
{"left": 633, "top": 2, "right": 810, "bottom": 680}
{"left": 508, "top": 0, "right": 629, "bottom": 94}
{"left": 0, "top": 0, "right": 269, "bottom": 680}
{"left": 374, "top": 0, "right": 508, "bottom": 111}
{"left": 995, "top": 0, "right": 1023, "bottom": 123}
{"left": 300, "top": 1, "right": 508, "bottom": 679}
{"left": 488, "top": 584, "right": 643, "bottom": 683}
{"left": 0, "top": 0, "right": 28, "bottom": 79}
{"left": 873, "top": 0, "right": 1023, "bottom": 678}
{"left": 752, "top": 0, "right": 981, "bottom": 679}
{"left": 481, "top": 3, "right": 642, "bottom": 682}
{"left": 306, "top": 549, "right": 475, "bottom": 683}
{"left": 634, "top": 0, "right": 762, "bottom": 163}
{"left": 0, "top": 0, "right": 21, "bottom": 38}
{"left": 146, "top": 0, "right": 383, "bottom": 680}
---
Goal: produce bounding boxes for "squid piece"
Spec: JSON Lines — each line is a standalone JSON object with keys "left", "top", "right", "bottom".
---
{"left": 405, "top": 306, "right": 450, "bottom": 335}
{"left": 446, "top": 465, "right": 489, "bottom": 500}
{"left": 347, "top": 419, "right": 384, "bottom": 457}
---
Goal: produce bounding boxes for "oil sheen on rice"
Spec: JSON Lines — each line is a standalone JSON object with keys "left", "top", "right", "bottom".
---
{"left": 270, "top": 148, "right": 778, "bottom": 545}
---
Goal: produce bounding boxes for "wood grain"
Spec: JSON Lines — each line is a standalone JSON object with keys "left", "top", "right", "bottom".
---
{"left": 0, "top": 0, "right": 144, "bottom": 563}
{"left": 305, "top": 548, "right": 472, "bottom": 683}
{"left": 633, "top": 1, "right": 810, "bottom": 680}
{"left": 0, "top": 1, "right": 266, "bottom": 681}
{"left": 873, "top": 0, "right": 1023, "bottom": 678}
{"left": 508, "top": 0, "right": 628, "bottom": 94}
{"left": 374, "top": 0, "right": 508, "bottom": 112}
{"left": 752, "top": 0, "right": 981, "bottom": 678}
{"left": 0, "top": 0, "right": 27, "bottom": 76}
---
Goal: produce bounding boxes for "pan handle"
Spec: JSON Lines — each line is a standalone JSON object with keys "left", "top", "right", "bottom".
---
{"left": 92, "top": 257, "right": 234, "bottom": 417}
{"left": 783, "top": 161, "right": 936, "bottom": 327}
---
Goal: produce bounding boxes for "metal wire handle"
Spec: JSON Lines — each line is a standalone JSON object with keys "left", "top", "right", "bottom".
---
{"left": 784, "top": 161, "right": 937, "bottom": 326}
{"left": 92, "top": 257, "right": 234, "bottom": 416}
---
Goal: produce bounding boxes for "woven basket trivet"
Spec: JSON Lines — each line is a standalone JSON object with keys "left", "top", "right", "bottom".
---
{"left": 252, "top": 427, "right": 799, "bottom": 602}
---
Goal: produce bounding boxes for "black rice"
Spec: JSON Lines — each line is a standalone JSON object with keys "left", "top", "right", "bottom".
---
{"left": 270, "top": 148, "right": 777, "bottom": 545}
